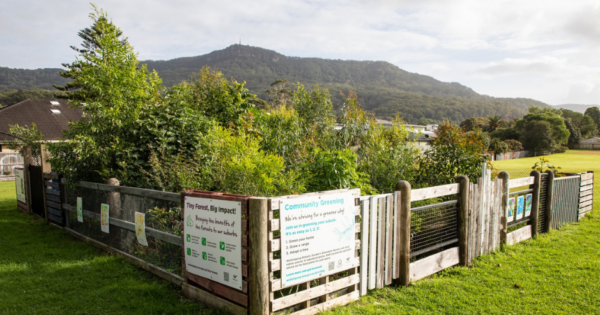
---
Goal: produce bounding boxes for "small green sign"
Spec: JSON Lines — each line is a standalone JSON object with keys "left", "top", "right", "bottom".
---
{"left": 220, "top": 257, "right": 226, "bottom": 266}
{"left": 220, "top": 241, "right": 225, "bottom": 250}
{"left": 186, "top": 234, "right": 191, "bottom": 242}
{"left": 186, "top": 215, "right": 194, "bottom": 227}
{"left": 202, "top": 252, "right": 207, "bottom": 260}
{"left": 186, "top": 248, "right": 191, "bottom": 256}
{"left": 202, "top": 237, "right": 206, "bottom": 246}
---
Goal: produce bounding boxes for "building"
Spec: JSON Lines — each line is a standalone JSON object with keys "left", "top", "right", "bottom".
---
{"left": 0, "top": 99, "right": 82, "bottom": 152}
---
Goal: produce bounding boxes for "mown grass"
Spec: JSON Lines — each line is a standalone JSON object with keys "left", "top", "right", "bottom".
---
{"left": 326, "top": 150, "right": 600, "bottom": 314}
{"left": 0, "top": 181, "right": 225, "bottom": 315}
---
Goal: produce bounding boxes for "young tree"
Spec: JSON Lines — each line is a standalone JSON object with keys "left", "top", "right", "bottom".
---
{"left": 48, "top": 6, "right": 163, "bottom": 183}
{"left": 6, "top": 123, "right": 45, "bottom": 165}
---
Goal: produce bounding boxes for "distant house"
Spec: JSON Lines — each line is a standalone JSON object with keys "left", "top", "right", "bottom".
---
{"left": 0, "top": 99, "right": 82, "bottom": 152}
{"left": 581, "top": 137, "right": 599, "bottom": 144}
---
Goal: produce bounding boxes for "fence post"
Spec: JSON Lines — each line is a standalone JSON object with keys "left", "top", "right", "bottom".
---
{"left": 107, "top": 178, "right": 121, "bottom": 247}
{"left": 545, "top": 171, "right": 555, "bottom": 231}
{"left": 23, "top": 146, "right": 33, "bottom": 215}
{"left": 40, "top": 144, "right": 51, "bottom": 224}
{"left": 529, "top": 171, "right": 541, "bottom": 238}
{"left": 249, "top": 198, "right": 269, "bottom": 315}
{"left": 394, "top": 180, "right": 411, "bottom": 286}
{"left": 456, "top": 175, "right": 469, "bottom": 266}
{"left": 498, "top": 171, "right": 509, "bottom": 246}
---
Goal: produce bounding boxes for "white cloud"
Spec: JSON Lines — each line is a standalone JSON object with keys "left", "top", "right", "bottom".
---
{"left": 1, "top": 0, "right": 600, "bottom": 105}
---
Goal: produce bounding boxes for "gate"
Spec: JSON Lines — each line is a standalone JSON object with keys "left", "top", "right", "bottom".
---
{"left": 551, "top": 175, "right": 581, "bottom": 229}
{"left": 28, "top": 165, "right": 45, "bottom": 218}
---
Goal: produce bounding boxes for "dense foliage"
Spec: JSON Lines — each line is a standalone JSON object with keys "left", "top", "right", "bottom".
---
{"left": 46, "top": 7, "right": 489, "bottom": 197}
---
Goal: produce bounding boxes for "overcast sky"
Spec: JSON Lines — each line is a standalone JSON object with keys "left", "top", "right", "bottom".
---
{"left": 2, "top": 0, "right": 600, "bottom": 105}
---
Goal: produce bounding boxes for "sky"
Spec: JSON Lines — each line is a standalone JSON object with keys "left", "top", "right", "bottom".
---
{"left": 2, "top": 0, "right": 600, "bottom": 105}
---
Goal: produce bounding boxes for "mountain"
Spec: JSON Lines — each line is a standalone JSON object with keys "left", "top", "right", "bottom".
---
{"left": 0, "top": 45, "right": 549, "bottom": 123}
{"left": 554, "top": 104, "right": 600, "bottom": 114}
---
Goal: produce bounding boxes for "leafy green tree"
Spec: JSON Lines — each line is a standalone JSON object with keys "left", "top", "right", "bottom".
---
{"left": 460, "top": 117, "right": 486, "bottom": 132}
{"left": 303, "top": 149, "right": 375, "bottom": 194}
{"left": 584, "top": 107, "right": 600, "bottom": 131}
{"left": 6, "top": 123, "right": 45, "bottom": 165}
{"left": 48, "top": 6, "right": 164, "bottom": 184}
{"left": 516, "top": 106, "right": 569, "bottom": 153}
{"left": 565, "top": 119, "right": 582, "bottom": 149}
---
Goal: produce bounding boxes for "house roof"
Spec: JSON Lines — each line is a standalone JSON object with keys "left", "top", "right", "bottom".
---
{"left": 0, "top": 99, "right": 82, "bottom": 141}
{"left": 581, "top": 137, "right": 600, "bottom": 143}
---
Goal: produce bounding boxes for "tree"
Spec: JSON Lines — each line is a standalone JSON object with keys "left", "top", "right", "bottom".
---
{"left": 487, "top": 115, "right": 502, "bottom": 132}
{"left": 459, "top": 117, "right": 486, "bottom": 132}
{"left": 565, "top": 119, "right": 582, "bottom": 149}
{"left": 48, "top": 6, "right": 164, "bottom": 184}
{"left": 265, "top": 79, "right": 292, "bottom": 108}
{"left": 516, "top": 106, "right": 569, "bottom": 153}
{"left": 584, "top": 107, "right": 600, "bottom": 131}
{"left": 6, "top": 123, "right": 45, "bottom": 165}
{"left": 53, "top": 4, "right": 126, "bottom": 101}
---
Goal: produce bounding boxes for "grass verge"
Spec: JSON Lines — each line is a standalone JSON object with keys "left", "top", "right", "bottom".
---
{"left": 325, "top": 150, "right": 600, "bottom": 314}
{"left": 0, "top": 181, "right": 225, "bottom": 315}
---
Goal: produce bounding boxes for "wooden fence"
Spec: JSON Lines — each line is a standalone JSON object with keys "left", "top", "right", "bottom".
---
{"left": 494, "top": 150, "right": 529, "bottom": 161}
{"left": 14, "top": 166, "right": 595, "bottom": 315}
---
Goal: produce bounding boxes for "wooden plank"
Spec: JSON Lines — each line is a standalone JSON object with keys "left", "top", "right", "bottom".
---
{"left": 385, "top": 195, "right": 393, "bottom": 285}
{"left": 581, "top": 189, "right": 593, "bottom": 197}
{"left": 377, "top": 197, "right": 385, "bottom": 288}
{"left": 359, "top": 199, "right": 369, "bottom": 296}
{"left": 80, "top": 181, "right": 181, "bottom": 203}
{"left": 409, "top": 247, "right": 459, "bottom": 281}
{"left": 508, "top": 177, "right": 535, "bottom": 188}
{"left": 185, "top": 273, "right": 248, "bottom": 307}
{"left": 581, "top": 179, "right": 593, "bottom": 186}
{"left": 271, "top": 274, "right": 359, "bottom": 311}
{"left": 367, "top": 196, "right": 377, "bottom": 290}
{"left": 579, "top": 195, "right": 593, "bottom": 203}
{"left": 579, "top": 205, "right": 592, "bottom": 213}
{"left": 579, "top": 200, "right": 593, "bottom": 208}
{"left": 580, "top": 173, "right": 594, "bottom": 180}
{"left": 43, "top": 172, "right": 59, "bottom": 180}
{"left": 393, "top": 191, "right": 401, "bottom": 279}
{"left": 45, "top": 188, "right": 60, "bottom": 196}
{"left": 288, "top": 291, "right": 359, "bottom": 315}
{"left": 270, "top": 263, "right": 359, "bottom": 291}
{"left": 45, "top": 181, "right": 60, "bottom": 188}
{"left": 46, "top": 200, "right": 61, "bottom": 209}
{"left": 580, "top": 185, "right": 594, "bottom": 192}
{"left": 506, "top": 225, "right": 532, "bottom": 246}
{"left": 411, "top": 183, "right": 459, "bottom": 202}
{"left": 182, "top": 283, "right": 247, "bottom": 315}
{"left": 46, "top": 194, "right": 61, "bottom": 203}
{"left": 474, "top": 179, "right": 482, "bottom": 258}
{"left": 48, "top": 207, "right": 62, "bottom": 216}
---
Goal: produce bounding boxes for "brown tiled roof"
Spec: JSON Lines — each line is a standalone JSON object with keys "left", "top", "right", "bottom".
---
{"left": 0, "top": 99, "right": 82, "bottom": 141}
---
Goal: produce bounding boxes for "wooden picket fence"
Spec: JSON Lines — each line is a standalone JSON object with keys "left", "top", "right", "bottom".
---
{"left": 15, "top": 164, "right": 594, "bottom": 315}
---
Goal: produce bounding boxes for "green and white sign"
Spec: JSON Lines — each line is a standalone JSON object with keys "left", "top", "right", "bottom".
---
{"left": 77, "top": 197, "right": 83, "bottom": 223}
{"left": 280, "top": 191, "right": 357, "bottom": 288}
{"left": 101, "top": 203, "right": 110, "bottom": 233}
{"left": 15, "top": 168, "right": 26, "bottom": 204}
{"left": 183, "top": 196, "right": 242, "bottom": 290}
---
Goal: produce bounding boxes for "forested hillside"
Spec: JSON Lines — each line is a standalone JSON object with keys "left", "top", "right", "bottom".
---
{"left": 0, "top": 45, "right": 549, "bottom": 122}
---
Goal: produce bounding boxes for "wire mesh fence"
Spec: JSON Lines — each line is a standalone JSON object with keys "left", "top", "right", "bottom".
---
{"left": 65, "top": 185, "right": 184, "bottom": 275}
{"left": 410, "top": 200, "right": 459, "bottom": 258}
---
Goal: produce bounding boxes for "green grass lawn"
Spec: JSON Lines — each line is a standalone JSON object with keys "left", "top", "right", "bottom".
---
{"left": 326, "top": 150, "right": 600, "bottom": 314}
{"left": 0, "top": 181, "right": 225, "bottom": 315}
{"left": 1, "top": 150, "right": 598, "bottom": 314}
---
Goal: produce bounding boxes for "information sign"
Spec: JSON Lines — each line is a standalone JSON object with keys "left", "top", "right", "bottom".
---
{"left": 516, "top": 196, "right": 524, "bottom": 220}
{"left": 101, "top": 203, "right": 110, "bottom": 233}
{"left": 15, "top": 168, "right": 26, "bottom": 204}
{"left": 135, "top": 212, "right": 148, "bottom": 246}
{"left": 280, "top": 192, "right": 356, "bottom": 288}
{"left": 183, "top": 196, "right": 243, "bottom": 290}
{"left": 524, "top": 194, "right": 532, "bottom": 217}
{"left": 77, "top": 197, "right": 83, "bottom": 222}
{"left": 507, "top": 197, "right": 515, "bottom": 223}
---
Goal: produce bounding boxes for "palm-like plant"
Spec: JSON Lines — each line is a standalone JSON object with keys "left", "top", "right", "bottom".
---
{"left": 487, "top": 115, "right": 502, "bottom": 131}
